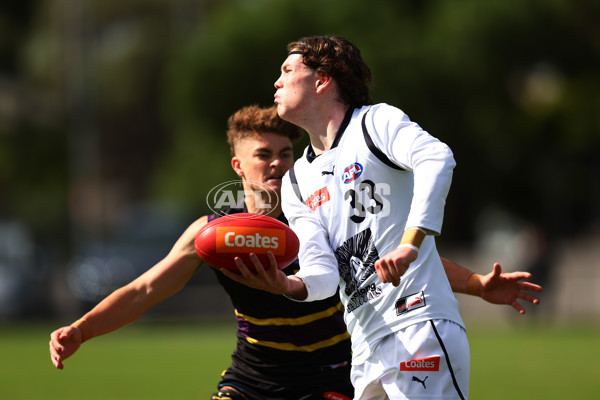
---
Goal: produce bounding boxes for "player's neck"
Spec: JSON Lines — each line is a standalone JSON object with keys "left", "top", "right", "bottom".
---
{"left": 306, "top": 103, "right": 349, "bottom": 155}
{"left": 245, "top": 198, "right": 282, "bottom": 219}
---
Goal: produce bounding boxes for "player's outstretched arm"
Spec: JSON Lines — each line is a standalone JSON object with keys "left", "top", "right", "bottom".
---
{"left": 49, "top": 216, "right": 207, "bottom": 370}
{"left": 442, "top": 257, "right": 543, "bottom": 314}
{"left": 474, "top": 262, "right": 542, "bottom": 314}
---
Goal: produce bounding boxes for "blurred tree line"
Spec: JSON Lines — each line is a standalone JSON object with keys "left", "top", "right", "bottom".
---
{"left": 1, "top": 0, "right": 598, "bottom": 269}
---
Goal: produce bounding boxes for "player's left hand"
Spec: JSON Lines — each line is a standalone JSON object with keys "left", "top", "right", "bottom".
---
{"left": 374, "top": 246, "right": 418, "bottom": 286}
{"left": 477, "top": 263, "right": 543, "bottom": 314}
{"left": 49, "top": 325, "right": 83, "bottom": 370}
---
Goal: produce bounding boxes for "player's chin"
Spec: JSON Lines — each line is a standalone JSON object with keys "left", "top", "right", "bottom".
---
{"left": 274, "top": 103, "right": 288, "bottom": 118}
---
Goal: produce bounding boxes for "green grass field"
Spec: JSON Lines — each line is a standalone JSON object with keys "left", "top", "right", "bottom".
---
{"left": 1, "top": 319, "right": 599, "bottom": 399}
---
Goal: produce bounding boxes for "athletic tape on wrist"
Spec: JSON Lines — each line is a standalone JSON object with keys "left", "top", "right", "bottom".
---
{"left": 399, "top": 228, "right": 426, "bottom": 250}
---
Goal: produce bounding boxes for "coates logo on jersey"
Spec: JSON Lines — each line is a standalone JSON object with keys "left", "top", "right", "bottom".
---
{"left": 215, "top": 226, "right": 286, "bottom": 256}
{"left": 342, "top": 163, "right": 363, "bottom": 184}
{"left": 306, "top": 187, "right": 331, "bottom": 211}
{"left": 400, "top": 356, "right": 440, "bottom": 371}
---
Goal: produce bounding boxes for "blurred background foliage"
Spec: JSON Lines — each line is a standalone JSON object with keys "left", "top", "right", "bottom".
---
{"left": 0, "top": 0, "right": 598, "bottom": 319}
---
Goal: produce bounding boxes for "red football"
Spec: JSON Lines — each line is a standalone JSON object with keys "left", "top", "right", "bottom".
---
{"left": 194, "top": 213, "right": 300, "bottom": 272}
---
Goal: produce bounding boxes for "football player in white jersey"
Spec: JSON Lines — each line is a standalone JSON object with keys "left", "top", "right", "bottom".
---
{"left": 219, "top": 36, "right": 540, "bottom": 399}
{"left": 51, "top": 102, "right": 541, "bottom": 400}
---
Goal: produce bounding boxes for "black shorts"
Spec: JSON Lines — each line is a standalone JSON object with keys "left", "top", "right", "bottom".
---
{"left": 210, "top": 360, "right": 354, "bottom": 400}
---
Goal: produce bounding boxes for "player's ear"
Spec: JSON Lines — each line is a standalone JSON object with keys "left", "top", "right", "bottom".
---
{"left": 315, "top": 72, "right": 333, "bottom": 94}
{"left": 231, "top": 157, "right": 244, "bottom": 178}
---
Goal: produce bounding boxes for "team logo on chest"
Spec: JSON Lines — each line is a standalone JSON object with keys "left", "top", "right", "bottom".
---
{"left": 342, "top": 163, "right": 363, "bottom": 183}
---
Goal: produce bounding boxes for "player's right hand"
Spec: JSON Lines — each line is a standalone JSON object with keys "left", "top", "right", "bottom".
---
{"left": 374, "top": 246, "right": 418, "bottom": 286}
{"left": 222, "top": 251, "right": 291, "bottom": 295}
{"left": 49, "top": 325, "right": 83, "bottom": 370}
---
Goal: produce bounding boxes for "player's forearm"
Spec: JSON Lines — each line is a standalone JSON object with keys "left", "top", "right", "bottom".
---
{"left": 72, "top": 285, "right": 151, "bottom": 341}
{"left": 283, "top": 276, "right": 309, "bottom": 300}
{"left": 405, "top": 141, "right": 455, "bottom": 234}
{"left": 441, "top": 257, "right": 481, "bottom": 296}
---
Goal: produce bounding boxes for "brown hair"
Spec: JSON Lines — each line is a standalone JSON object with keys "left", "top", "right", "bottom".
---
{"left": 227, "top": 105, "right": 302, "bottom": 156}
{"left": 287, "top": 35, "right": 372, "bottom": 108}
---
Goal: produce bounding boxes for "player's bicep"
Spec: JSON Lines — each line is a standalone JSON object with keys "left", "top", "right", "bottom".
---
{"left": 133, "top": 252, "right": 201, "bottom": 306}
{"left": 170, "top": 215, "right": 209, "bottom": 257}
{"left": 134, "top": 217, "right": 207, "bottom": 303}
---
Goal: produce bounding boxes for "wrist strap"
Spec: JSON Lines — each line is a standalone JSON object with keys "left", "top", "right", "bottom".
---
{"left": 398, "top": 243, "right": 419, "bottom": 253}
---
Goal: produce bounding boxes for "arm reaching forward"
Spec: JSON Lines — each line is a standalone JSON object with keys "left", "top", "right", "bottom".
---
{"left": 442, "top": 257, "right": 543, "bottom": 314}
{"left": 49, "top": 216, "right": 207, "bottom": 369}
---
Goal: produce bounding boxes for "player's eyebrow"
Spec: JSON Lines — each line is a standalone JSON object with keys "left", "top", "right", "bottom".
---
{"left": 280, "top": 57, "right": 298, "bottom": 72}
{"left": 255, "top": 145, "right": 293, "bottom": 155}
{"left": 254, "top": 146, "right": 273, "bottom": 154}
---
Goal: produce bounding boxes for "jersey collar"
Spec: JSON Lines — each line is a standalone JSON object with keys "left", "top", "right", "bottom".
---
{"left": 306, "top": 107, "right": 355, "bottom": 163}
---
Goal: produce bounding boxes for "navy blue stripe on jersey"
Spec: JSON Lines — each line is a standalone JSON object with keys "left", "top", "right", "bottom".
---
{"left": 288, "top": 166, "right": 303, "bottom": 202}
{"left": 361, "top": 108, "right": 405, "bottom": 171}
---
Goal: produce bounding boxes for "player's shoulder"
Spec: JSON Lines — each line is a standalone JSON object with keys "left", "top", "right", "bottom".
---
{"left": 352, "top": 103, "right": 408, "bottom": 137}
{"left": 282, "top": 163, "right": 305, "bottom": 205}
{"left": 283, "top": 147, "right": 311, "bottom": 186}
{"left": 294, "top": 145, "right": 312, "bottom": 166}
{"left": 363, "top": 103, "right": 420, "bottom": 144}
{"left": 178, "top": 215, "right": 209, "bottom": 243}
{"left": 189, "top": 214, "right": 210, "bottom": 230}
{"left": 366, "top": 103, "right": 410, "bottom": 124}
{"left": 166, "top": 214, "right": 210, "bottom": 259}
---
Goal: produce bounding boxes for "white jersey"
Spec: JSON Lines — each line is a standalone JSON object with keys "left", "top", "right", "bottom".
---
{"left": 281, "top": 103, "right": 464, "bottom": 363}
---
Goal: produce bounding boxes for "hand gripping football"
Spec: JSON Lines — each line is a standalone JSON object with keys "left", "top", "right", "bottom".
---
{"left": 194, "top": 213, "right": 300, "bottom": 272}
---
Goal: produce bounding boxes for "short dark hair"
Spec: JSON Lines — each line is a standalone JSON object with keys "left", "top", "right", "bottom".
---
{"left": 287, "top": 35, "right": 372, "bottom": 107}
{"left": 227, "top": 105, "right": 302, "bottom": 156}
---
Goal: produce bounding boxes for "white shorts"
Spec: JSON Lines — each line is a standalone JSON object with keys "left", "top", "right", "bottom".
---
{"left": 351, "top": 319, "right": 469, "bottom": 400}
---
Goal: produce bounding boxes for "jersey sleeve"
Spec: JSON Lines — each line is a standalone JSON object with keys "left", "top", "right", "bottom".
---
{"left": 365, "top": 104, "right": 456, "bottom": 235}
{"left": 281, "top": 172, "right": 340, "bottom": 301}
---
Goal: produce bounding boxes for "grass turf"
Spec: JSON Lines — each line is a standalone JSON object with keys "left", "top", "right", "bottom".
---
{"left": 2, "top": 320, "right": 599, "bottom": 399}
